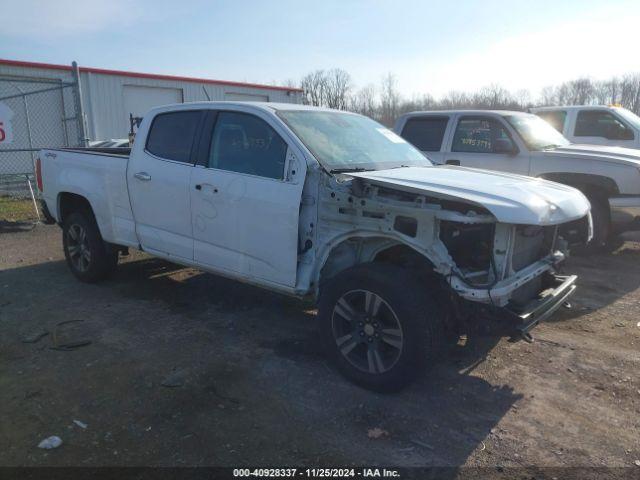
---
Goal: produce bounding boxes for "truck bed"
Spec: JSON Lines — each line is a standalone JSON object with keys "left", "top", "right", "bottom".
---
{"left": 39, "top": 147, "right": 138, "bottom": 248}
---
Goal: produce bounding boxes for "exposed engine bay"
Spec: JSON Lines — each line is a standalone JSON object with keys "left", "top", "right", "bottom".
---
{"left": 305, "top": 172, "right": 587, "bottom": 319}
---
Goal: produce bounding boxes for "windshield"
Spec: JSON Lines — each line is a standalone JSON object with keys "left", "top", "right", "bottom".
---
{"left": 277, "top": 110, "right": 431, "bottom": 172}
{"left": 614, "top": 108, "right": 640, "bottom": 131}
{"left": 505, "top": 114, "right": 571, "bottom": 151}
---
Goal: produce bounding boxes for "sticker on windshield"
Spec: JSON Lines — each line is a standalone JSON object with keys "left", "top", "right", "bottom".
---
{"left": 376, "top": 128, "right": 406, "bottom": 144}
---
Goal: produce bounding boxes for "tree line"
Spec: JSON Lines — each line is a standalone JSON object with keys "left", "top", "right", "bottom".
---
{"left": 296, "top": 69, "right": 640, "bottom": 126}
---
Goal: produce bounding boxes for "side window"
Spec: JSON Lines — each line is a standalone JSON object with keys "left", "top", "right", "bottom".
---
{"left": 146, "top": 111, "right": 202, "bottom": 163}
{"left": 452, "top": 117, "right": 515, "bottom": 153}
{"left": 536, "top": 111, "right": 566, "bottom": 133}
{"left": 209, "top": 112, "right": 287, "bottom": 180}
{"left": 400, "top": 117, "right": 449, "bottom": 151}
{"left": 575, "top": 110, "right": 634, "bottom": 140}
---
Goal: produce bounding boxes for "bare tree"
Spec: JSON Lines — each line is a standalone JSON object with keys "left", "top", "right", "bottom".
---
{"left": 568, "top": 78, "right": 594, "bottom": 105}
{"left": 514, "top": 89, "right": 531, "bottom": 110}
{"left": 539, "top": 85, "right": 557, "bottom": 106}
{"left": 439, "top": 90, "right": 471, "bottom": 109}
{"left": 300, "top": 70, "right": 327, "bottom": 106}
{"left": 350, "top": 84, "right": 378, "bottom": 118}
{"left": 379, "top": 73, "right": 400, "bottom": 126}
{"left": 620, "top": 73, "right": 640, "bottom": 113}
{"left": 398, "top": 93, "right": 436, "bottom": 115}
{"left": 296, "top": 66, "right": 640, "bottom": 122}
{"left": 474, "top": 84, "right": 514, "bottom": 108}
{"left": 324, "top": 69, "right": 352, "bottom": 110}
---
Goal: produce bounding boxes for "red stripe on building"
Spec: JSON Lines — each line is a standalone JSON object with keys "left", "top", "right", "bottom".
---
{"left": 0, "top": 58, "right": 303, "bottom": 93}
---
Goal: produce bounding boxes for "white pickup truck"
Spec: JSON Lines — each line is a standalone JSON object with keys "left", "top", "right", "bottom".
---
{"left": 37, "top": 102, "right": 589, "bottom": 391}
{"left": 395, "top": 110, "right": 640, "bottom": 248}
{"left": 531, "top": 105, "right": 640, "bottom": 149}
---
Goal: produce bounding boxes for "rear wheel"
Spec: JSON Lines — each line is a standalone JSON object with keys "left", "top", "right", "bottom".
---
{"left": 63, "top": 212, "right": 118, "bottom": 283}
{"left": 319, "top": 263, "right": 444, "bottom": 392}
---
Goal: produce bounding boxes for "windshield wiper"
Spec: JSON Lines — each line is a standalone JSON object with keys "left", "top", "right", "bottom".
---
{"left": 329, "top": 167, "right": 374, "bottom": 174}
{"left": 541, "top": 144, "right": 561, "bottom": 150}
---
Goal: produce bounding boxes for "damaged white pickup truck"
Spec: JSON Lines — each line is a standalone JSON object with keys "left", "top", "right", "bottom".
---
{"left": 36, "top": 102, "right": 590, "bottom": 391}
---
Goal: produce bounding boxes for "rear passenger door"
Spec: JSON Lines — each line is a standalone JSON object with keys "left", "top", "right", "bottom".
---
{"left": 444, "top": 115, "right": 530, "bottom": 175}
{"left": 189, "top": 109, "right": 305, "bottom": 287}
{"left": 128, "top": 109, "right": 204, "bottom": 260}
{"left": 398, "top": 116, "right": 449, "bottom": 163}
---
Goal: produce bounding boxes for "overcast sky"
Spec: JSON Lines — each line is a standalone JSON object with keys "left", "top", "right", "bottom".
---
{"left": 1, "top": 0, "right": 639, "bottom": 98}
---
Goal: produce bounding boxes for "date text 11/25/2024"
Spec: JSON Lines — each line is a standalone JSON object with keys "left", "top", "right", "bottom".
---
{"left": 233, "top": 468, "right": 400, "bottom": 478}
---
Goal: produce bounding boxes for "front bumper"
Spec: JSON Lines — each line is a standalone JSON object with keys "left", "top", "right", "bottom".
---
{"left": 505, "top": 274, "right": 577, "bottom": 339}
{"left": 610, "top": 196, "right": 640, "bottom": 231}
{"left": 449, "top": 252, "right": 565, "bottom": 306}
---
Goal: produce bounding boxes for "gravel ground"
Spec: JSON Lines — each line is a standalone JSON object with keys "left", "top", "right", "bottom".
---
{"left": 1, "top": 223, "right": 639, "bottom": 475}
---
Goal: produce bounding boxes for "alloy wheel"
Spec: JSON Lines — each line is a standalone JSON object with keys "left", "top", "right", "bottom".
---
{"left": 66, "top": 224, "right": 91, "bottom": 272}
{"left": 331, "top": 289, "right": 404, "bottom": 374}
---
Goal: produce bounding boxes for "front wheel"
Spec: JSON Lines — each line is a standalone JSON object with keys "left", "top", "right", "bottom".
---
{"left": 63, "top": 212, "right": 118, "bottom": 283}
{"left": 318, "top": 263, "right": 444, "bottom": 392}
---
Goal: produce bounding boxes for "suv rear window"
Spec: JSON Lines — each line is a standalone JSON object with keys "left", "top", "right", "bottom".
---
{"left": 146, "top": 111, "right": 202, "bottom": 163}
{"left": 400, "top": 117, "right": 448, "bottom": 151}
{"left": 535, "top": 110, "right": 566, "bottom": 133}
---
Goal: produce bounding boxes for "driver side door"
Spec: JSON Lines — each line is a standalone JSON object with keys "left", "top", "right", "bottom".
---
{"left": 189, "top": 110, "right": 305, "bottom": 287}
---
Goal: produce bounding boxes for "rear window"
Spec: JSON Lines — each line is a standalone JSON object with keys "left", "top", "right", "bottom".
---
{"left": 535, "top": 110, "right": 566, "bottom": 133}
{"left": 400, "top": 117, "right": 448, "bottom": 151}
{"left": 146, "top": 111, "right": 202, "bottom": 163}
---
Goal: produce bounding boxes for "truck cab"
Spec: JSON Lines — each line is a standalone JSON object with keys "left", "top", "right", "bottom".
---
{"left": 531, "top": 105, "right": 640, "bottom": 150}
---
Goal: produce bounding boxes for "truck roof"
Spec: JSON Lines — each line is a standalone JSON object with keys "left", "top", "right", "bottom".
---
{"left": 530, "top": 105, "right": 623, "bottom": 112}
{"left": 144, "top": 101, "right": 343, "bottom": 116}
{"left": 398, "top": 109, "right": 529, "bottom": 117}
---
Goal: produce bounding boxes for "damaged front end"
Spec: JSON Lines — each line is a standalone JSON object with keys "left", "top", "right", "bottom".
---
{"left": 439, "top": 219, "right": 577, "bottom": 339}
{"left": 315, "top": 168, "right": 589, "bottom": 340}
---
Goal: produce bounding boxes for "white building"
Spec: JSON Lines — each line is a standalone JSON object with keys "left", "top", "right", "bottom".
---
{"left": 0, "top": 58, "right": 303, "bottom": 143}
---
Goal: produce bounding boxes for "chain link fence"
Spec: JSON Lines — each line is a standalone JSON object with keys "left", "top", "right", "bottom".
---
{"left": 0, "top": 66, "right": 85, "bottom": 200}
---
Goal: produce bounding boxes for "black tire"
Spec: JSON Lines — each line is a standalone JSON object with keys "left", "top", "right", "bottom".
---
{"left": 586, "top": 194, "right": 611, "bottom": 251}
{"left": 62, "top": 211, "right": 118, "bottom": 283}
{"left": 318, "top": 262, "right": 444, "bottom": 392}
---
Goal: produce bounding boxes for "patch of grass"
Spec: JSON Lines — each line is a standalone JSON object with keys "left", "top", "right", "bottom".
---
{"left": 0, "top": 196, "right": 38, "bottom": 222}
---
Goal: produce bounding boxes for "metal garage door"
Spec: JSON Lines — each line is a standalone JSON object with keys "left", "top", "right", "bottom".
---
{"left": 123, "top": 85, "right": 183, "bottom": 128}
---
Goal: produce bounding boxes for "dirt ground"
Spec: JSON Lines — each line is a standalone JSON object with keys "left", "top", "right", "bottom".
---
{"left": 1, "top": 221, "right": 639, "bottom": 473}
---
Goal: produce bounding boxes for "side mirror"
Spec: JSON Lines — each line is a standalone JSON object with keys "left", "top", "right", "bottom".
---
{"left": 494, "top": 138, "right": 516, "bottom": 155}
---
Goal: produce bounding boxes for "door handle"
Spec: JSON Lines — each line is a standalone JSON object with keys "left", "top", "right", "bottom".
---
{"left": 134, "top": 172, "right": 151, "bottom": 181}
{"left": 195, "top": 184, "right": 218, "bottom": 193}
{"left": 445, "top": 159, "right": 460, "bottom": 166}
